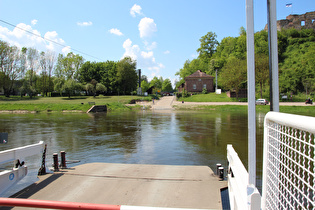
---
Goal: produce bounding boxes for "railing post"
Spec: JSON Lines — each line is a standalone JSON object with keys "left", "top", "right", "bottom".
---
{"left": 247, "top": 184, "right": 261, "bottom": 210}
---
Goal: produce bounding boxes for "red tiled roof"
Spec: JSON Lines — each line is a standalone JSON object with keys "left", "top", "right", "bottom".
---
{"left": 186, "top": 70, "right": 213, "bottom": 78}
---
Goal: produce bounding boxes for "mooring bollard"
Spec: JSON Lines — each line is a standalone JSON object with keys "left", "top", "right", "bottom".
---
{"left": 53, "top": 153, "right": 59, "bottom": 172}
{"left": 219, "top": 166, "right": 224, "bottom": 180}
{"left": 216, "top": 163, "right": 222, "bottom": 176}
{"left": 60, "top": 151, "right": 67, "bottom": 169}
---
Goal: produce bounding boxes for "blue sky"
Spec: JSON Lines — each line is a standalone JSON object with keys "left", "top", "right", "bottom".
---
{"left": 0, "top": 0, "right": 314, "bottom": 86}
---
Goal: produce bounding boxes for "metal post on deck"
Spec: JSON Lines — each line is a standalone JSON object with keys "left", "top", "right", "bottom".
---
{"left": 53, "top": 153, "right": 59, "bottom": 172}
{"left": 60, "top": 151, "right": 67, "bottom": 169}
{"left": 246, "top": 0, "right": 256, "bottom": 186}
{"left": 267, "top": 0, "right": 279, "bottom": 112}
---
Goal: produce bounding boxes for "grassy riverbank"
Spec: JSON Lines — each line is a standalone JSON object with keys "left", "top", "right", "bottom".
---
{"left": 0, "top": 95, "right": 314, "bottom": 116}
{"left": 0, "top": 95, "right": 151, "bottom": 112}
{"left": 174, "top": 104, "right": 315, "bottom": 116}
{"left": 178, "top": 92, "right": 311, "bottom": 102}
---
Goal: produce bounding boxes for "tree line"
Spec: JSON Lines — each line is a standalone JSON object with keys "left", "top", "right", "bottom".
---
{"left": 176, "top": 27, "right": 315, "bottom": 98}
{"left": 0, "top": 40, "right": 173, "bottom": 98}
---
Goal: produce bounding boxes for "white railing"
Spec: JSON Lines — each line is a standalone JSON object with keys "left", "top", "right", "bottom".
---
{"left": 262, "top": 112, "right": 315, "bottom": 209}
{"left": 227, "top": 145, "right": 261, "bottom": 210}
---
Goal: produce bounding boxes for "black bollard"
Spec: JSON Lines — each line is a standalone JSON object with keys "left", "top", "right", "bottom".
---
{"left": 60, "top": 151, "right": 67, "bottom": 169}
{"left": 216, "top": 163, "right": 222, "bottom": 176}
{"left": 219, "top": 166, "right": 224, "bottom": 180}
{"left": 53, "top": 153, "right": 59, "bottom": 172}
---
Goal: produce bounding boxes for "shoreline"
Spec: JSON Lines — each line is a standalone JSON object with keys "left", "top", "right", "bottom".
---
{"left": 0, "top": 100, "right": 312, "bottom": 114}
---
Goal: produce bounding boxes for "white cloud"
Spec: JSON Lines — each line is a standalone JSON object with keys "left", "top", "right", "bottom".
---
{"left": 122, "top": 38, "right": 164, "bottom": 77}
{"left": 77, "top": 21, "right": 93, "bottom": 26}
{"left": 122, "top": 38, "right": 140, "bottom": 60}
{"left": 130, "top": 4, "right": 142, "bottom": 17}
{"left": 164, "top": 50, "right": 170, "bottom": 54}
{"left": 0, "top": 22, "right": 69, "bottom": 54}
{"left": 109, "top": 28, "right": 123, "bottom": 36}
{"left": 62, "top": 46, "right": 71, "bottom": 55}
{"left": 138, "top": 17, "right": 157, "bottom": 38}
{"left": 44, "top": 31, "right": 67, "bottom": 52}
{"left": 144, "top": 41, "right": 157, "bottom": 50}
{"left": 31, "top": 19, "right": 38, "bottom": 25}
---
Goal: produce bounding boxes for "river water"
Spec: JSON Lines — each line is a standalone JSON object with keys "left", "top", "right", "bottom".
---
{"left": 0, "top": 110, "right": 266, "bottom": 197}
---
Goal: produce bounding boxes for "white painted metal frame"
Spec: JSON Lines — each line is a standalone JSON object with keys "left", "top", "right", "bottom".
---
{"left": 246, "top": 0, "right": 256, "bottom": 186}
{"left": 262, "top": 112, "right": 315, "bottom": 209}
{"left": 0, "top": 141, "right": 45, "bottom": 195}
{"left": 0, "top": 141, "right": 44, "bottom": 164}
{"left": 227, "top": 145, "right": 261, "bottom": 210}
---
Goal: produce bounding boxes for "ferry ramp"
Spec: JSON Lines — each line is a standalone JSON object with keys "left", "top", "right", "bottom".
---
{"left": 152, "top": 96, "right": 175, "bottom": 110}
{"left": 3, "top": 163, "right": 227, "bottom": 209}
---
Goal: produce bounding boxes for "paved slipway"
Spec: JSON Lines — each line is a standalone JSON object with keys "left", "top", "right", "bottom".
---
{"left": 135, "top": 96, "right": 311, "bottom": 110}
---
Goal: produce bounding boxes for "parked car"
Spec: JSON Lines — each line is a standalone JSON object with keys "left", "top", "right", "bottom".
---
{"left": 255, "top": 99, "right": 269, "bottom": 105}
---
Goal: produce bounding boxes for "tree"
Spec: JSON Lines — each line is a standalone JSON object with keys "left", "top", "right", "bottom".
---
{"left": 141, "top": 80, "right": 150, "bottom": 93}
{"left": 55, "top": 52, "right": 84, "bottom": 80}
{"left": 62, "top": 79, "right": 82, "bottom": 98}
{"left": 46, "top": 51, "right": 56, "bottom": 96}
{"left": 150, "top": 76, "right": 163, "bottom": 92}
{"left": 162, "top": 78, "right": 173, "bottom": 92}
{"left": 300, "top": 43, "right": 315, "bottom": 96}
{"left": 39, "top": 51, "right": 48, "bottom": 96}
{"left": 25, "top": 47, "right": 38, "bottom": 98}
{"left": 116, "top": 57, "right": 138, "bottom": 94}
{"left": 255, "top": 53, "right": 269, "bottom": 98}
{"left": 0, "top": 41, "right": 25, "bottom": 96}
{"left": 85, "top": 79, "right": 107, "bottom": 97}
{"left": 197, "top": 32, "right": 219, "bottom": 60}
{"left": 219, "top": 57, "right": 247, "bottom": 99}
{"left": 175, "top": 59, "right": 194, "bottom": 80}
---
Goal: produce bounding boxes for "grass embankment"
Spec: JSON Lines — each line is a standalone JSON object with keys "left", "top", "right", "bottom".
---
{"left": 176, "top": 105, "right": 315, "bottom": 116}
{"left": 179, "top": 92, "right": 234, "bottom": 102}
{"left": 176, "top": 92, "right": 315, "bottom": 116}
{"left": 0, "top": 95, "right": 151, "bottom": 113}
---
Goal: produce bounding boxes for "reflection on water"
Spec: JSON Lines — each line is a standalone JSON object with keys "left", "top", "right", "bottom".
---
{"left": 0, "top": 110, "right": 265, "bottom": 196}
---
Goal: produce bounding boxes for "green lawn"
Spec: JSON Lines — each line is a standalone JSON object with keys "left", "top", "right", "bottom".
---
{"left": 0, "top": 95, "right": 151, "bottom": 112}
{"left": 179, "top": 92, "right": 235, "bottom": 102}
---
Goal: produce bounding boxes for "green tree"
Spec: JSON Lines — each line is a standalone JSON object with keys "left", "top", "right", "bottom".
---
{"left": 141, "top": 80, "right": 150, "bottom": 93}
{"left": 62, "top": 79, "right": 82, "bottom": 98}
{"left": 85, "top": 79, "right": 107, "bottom": 97}
{"left": 0, "top": 42, "right": 25, "bottom": 97}
{"left": 55, "top": 52, "right": 84, "bottom": 80}
{"left": 150, "top": 76, "right": 163, "bottom": 92}
{"left": 197, "top": 31, "right": 219, "bottom": 60}
{"left": 116, "top": 57, "right": 138, "bottom": 94}
{"left": 25, "top": 48, "right": 38, "bottom": 98}
{"left": 255, "top": 53, "right": 269, "bottom": 98}
{"left": 219, "top": 57, "right": 247, "bottom": 99}
{"left": 162, "top": 78, "right": 173, "bottom": 92}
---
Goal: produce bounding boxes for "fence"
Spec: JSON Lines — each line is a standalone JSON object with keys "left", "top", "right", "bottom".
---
{"left": 227, "top": 145, "right": 260, "bottom": 210}
{"left": 262, "top": 112, "right": 315, "bottom": 209}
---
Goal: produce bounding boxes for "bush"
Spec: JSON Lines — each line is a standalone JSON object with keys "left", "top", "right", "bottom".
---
{"left": 202, "top": 88, "right": 208, "bottom": 94}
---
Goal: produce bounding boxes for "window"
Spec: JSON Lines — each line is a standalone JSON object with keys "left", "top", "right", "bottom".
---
{"left": 198, "top": 79, "right": 201, "bottom": 82}
{"left": 193, "top": 84, "right": 196, "bottom": 89}
{"left": 203, "top": 84, "right": 207, "bottom": 89}
{"left": 301, "top": 20, "right": 305, "bottom": 26}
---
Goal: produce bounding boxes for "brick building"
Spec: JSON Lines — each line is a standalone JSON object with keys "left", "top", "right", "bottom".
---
{"left": 179, "top": 70, "right": 214, "bottom": 93}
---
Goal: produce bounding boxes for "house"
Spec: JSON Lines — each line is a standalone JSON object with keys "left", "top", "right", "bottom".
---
{"left": 180, "top": 70, "right": 214, "bottom": 93}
